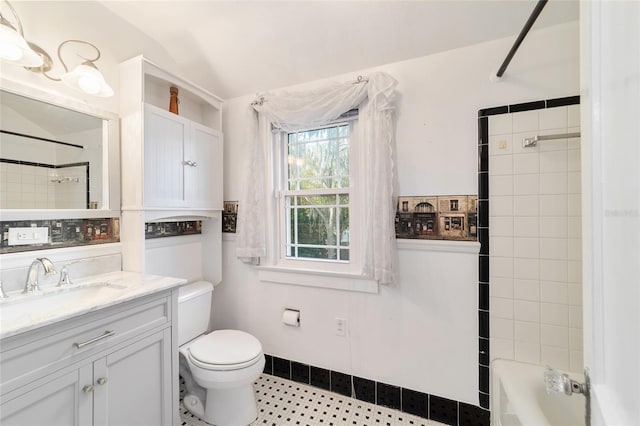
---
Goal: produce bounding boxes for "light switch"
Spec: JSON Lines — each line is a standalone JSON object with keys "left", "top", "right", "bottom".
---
{"left": 8, "top": 227, "right": 49, "bottom": 245}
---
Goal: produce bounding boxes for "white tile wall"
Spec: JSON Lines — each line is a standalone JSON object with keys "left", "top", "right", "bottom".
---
{"left": 488, "top": 105, "right": 583, "bottom": 373}
{"left": 0, "top": 163, "right": 86, "bottom": 209}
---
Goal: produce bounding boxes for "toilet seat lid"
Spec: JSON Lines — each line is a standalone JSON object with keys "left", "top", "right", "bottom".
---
{"left": 189, "top": 330, "right": 262, "bottom": 365}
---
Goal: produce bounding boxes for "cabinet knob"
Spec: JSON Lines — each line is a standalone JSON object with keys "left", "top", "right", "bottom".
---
{"left": 82, "top": 384, "right": 94, "bottom": 393}
{"left": 96, "top": 377, "right": 108, "bottom": 386}
{"left": 191, "top": 161, "right": 198, "bottom": 167}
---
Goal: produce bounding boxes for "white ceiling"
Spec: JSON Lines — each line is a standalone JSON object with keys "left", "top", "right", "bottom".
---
{"left": 16, "top": 1, "right": 580, "bottom": 100}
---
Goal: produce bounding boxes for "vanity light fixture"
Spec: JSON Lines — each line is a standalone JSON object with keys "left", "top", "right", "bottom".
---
{"left": 0, "top": 0, "right": 113, "bottom": 98}
{"left": 26, "top": 40, "right": 114, "bottom": 98}
{"left": 0, "top": 0, "right": 42, "bottom": 66}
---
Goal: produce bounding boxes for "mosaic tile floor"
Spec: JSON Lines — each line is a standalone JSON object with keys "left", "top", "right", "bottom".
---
{"left": 180, "top": 374, "right": 447, "bottom": 426}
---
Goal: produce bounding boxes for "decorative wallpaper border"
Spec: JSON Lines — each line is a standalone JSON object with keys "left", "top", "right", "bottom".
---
{"left": 145, "top": 221, "right": 201, "bottom": 239}
{"left": 0, "top": 218, "right": 120, "bottom": 254}
{"left": 222, "top": 201, "right": 238, "bottom": 233}
{"left": 395, "top": 195, "right": 477, "bottom": 241}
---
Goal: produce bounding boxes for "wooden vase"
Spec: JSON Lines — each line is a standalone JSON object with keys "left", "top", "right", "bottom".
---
{"left": 169, "top": 86, "right": 179, "bottom": 115}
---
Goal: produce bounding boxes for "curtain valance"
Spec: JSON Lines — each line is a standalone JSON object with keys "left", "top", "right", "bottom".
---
{"left": 237, "top": 72, "right": 398, "bottom": 284}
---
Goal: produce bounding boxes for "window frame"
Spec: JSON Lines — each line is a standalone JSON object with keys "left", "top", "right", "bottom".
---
{"left": 272, "top": 117, "right": 362, "bottom": 275}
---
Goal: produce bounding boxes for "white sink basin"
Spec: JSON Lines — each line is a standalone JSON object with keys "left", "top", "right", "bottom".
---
{"left": 0, "top": 271, "right": 186, "bottom": 339}
{"left": 0, "top": 282, "right": 127, "bottom": 324}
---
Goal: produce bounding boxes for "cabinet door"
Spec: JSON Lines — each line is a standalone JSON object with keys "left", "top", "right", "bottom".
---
{"left": 1, "top": 364, "right": 92, "bottom": 426}
{"left": 187, "top": 122, "right": 223, "bottom": 209}
{"left": 144, "top": 104, "right": 189, "bottom": 207}
{"left": 94, "top": 329, "right": 172, "bottom": 426}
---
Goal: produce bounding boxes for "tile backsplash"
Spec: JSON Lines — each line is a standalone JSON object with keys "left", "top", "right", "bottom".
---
{"left": 0, "top": 218, "right": 120, "bottom": 254}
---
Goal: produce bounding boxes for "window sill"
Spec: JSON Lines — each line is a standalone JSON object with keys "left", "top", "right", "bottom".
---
{"left": 258, "top": 266, "right": 379, "bottom": 294}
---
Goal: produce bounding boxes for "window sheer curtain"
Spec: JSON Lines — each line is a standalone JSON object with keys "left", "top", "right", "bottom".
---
{"left": 236, "top": 72, "right": 398, "bottom": 284}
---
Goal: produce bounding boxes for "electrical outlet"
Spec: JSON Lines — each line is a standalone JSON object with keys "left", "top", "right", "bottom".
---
{"left": 335, "top": 317, "right": 346, "bottom": 336}
{"left": 8, "top": 227, "right": 49, "bottom": 245}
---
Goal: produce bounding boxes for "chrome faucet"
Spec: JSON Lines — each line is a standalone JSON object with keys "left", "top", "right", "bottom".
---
{"left": 57, "top": 264, "right": 72, "bottom": 287}
{"left": 23, "top": 258, "right": 56, "bottom": 294}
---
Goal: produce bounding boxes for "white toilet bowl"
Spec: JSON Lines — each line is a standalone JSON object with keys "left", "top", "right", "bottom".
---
{"left": 179, "top": 329, "right": 265, "bottom": 426}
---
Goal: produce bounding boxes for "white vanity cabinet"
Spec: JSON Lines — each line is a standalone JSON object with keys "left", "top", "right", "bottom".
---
{"left": 0, "top": 290, "right": 178, "bottom": 426}
{"left": 143, "top": 104, "right": 223, "bottom": 210}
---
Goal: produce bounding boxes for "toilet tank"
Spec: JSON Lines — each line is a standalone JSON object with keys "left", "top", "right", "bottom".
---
{"left": 177, "top": 281, "right": 214, "bottom": 346}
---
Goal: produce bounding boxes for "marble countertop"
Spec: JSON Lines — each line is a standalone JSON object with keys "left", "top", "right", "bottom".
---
{"left": 0, "top": 271, "right": 186, "bottom": 340}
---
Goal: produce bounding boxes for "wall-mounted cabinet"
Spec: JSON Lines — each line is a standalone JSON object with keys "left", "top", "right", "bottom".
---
{"left": 143, "top": 104, "right": 222, "bottom": 210}
{"left": 119, "top": 56, "right": 223, "bottom": 277}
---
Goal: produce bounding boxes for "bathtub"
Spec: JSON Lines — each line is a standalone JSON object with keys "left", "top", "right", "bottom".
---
{"left": 491, "top": 359, "right": 585, "bottom": 426}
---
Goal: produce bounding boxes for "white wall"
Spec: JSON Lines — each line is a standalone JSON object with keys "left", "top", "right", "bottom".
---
{"left": 216, "top": 21, "right": 580, "bottom": 406}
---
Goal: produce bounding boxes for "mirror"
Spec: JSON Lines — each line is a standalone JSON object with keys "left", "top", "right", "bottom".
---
{"left": 0, "top": 82, "right": 119, "bottom": 218}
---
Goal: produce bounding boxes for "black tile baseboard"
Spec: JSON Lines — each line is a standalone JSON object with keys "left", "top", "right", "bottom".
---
{"left": 353, "top": 376, "right": 376, "bottom": 404}
{"left": 272, "top": 356, "right": 290, "bottom": 379}
{"left": 310, "top": 366, "right": 330, "bottom": 391}
{"left": 262, "top": 354, "right": 490, "bottom": 425}
{"left": 291, "top": 361, "right": 310, "bottom": 384}
{"left": 330, "top": 370, "right": 351, "bottom": 397}
{"left": 376, "top": 382, "right": 401, "bottom": 410}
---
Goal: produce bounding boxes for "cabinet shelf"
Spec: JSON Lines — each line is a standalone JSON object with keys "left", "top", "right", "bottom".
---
{"left": 119, "top": 56, "right": 223, "bottom": 280}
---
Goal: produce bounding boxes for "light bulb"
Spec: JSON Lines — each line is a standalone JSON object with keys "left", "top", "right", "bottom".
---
{"left": 78, "top": 74, "right": 101, "bottom": 95}
{"left": 0, "top": 22, "right": 42, "bottom": 67}
{"left": 0, "top": 43, "right": 21, "bottom": 61}
{"left": 61, "top": 62, "right": 113, "bottom": 97}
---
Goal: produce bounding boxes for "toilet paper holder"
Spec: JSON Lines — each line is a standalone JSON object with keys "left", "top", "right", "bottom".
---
{"left": 282, "top": 308, "right": 300, "bottom": 327}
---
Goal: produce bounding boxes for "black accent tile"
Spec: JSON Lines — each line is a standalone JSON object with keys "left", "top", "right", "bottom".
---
{"left": 376, "top": 382, "right": 401, "bottom": 410}
{"left": 401, "top": 388, "right": 428, "bottom": 418}
{"left": 479, "top": 310, "right": 489, "bottom": 339}
{"left": 546, "top": 95, "right": 580, "bottom": 108}
{"left": 509, "top": 100, "right": 546, "bottom": 113}
{"left": 478, "top": 105, "right": 508, "bottom": 117}
{"left": 479, "top": 338, "right": 490, "bottom": 366}
{"left": 478, "top": 116, "right": 488, "bottom": 146}
{"left": 353, "top": 376, "right": 375, "bottom": 404}
{"left": 478, "top": 172, "right": 489, "bottom": 198}
{"left": 330, "top": 371, "right": 351, "bottom": 397}
{"left": 479, "top": 283, "right": 489, "bottom": 311}
{"left": 479, "top": 392, "right": 490, "bottom": 409}
{"left": 272, "top": 357, "right": 290, "bottom": 379}
{"left": 479, "top": 365, "right": 490, "bottom": 394}
{"left": 478, "top": 200, "right": 489, "bottom": 227}
{"left": 291, "top": 361, "right": 310, "bottom": 384}
{"left": 479, "top": 228, "right": 489, "bottom": 255}
{"left": 263, "top": 354, "right": 273, "bottom": 375}
{"left": 458, "top": 403, "right": 491, "bottom": 426}
{"left": 478, "top": 146, "right": 488, "bottom": 173}
{"left": 429, "top": 395, "right": 458, "bottom": 425}
{"left": 479, "top": 255, "right": 489, "bottom": 283}
{"left": 310, "top": 366, "right": 330, "bottom": 391}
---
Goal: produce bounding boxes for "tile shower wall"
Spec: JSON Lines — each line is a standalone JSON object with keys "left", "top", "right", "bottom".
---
{"left": 487, "top": 102, "right": 583, "bottom": 373}
{"left": 0, "top": 160, "right": 89, "bottom": 209}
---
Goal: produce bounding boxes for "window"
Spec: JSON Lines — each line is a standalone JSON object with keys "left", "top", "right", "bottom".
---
{"left": 276, "top": 120, "right": 358, "bottom": 268}
{"left": 283, "top": 123, "right": 350, "bottom": 261}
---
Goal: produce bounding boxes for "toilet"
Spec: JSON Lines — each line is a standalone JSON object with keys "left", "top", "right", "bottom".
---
{"left": 178, "top": 281, "right": 265, "bottom": 426}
